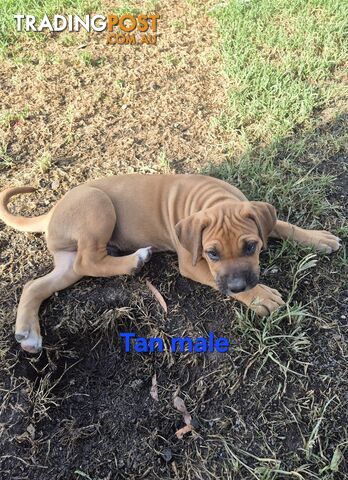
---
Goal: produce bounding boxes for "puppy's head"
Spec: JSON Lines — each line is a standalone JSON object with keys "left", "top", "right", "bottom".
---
{"left": 175, "top": 201, "right": 276, "bottom": 295}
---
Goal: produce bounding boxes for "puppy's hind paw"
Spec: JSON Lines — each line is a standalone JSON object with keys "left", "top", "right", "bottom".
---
{"left": 133, "top": 246, "right": 153, "bottom": 272}
{"left": 15, "top": 329, "right": 42, "bottom": 353}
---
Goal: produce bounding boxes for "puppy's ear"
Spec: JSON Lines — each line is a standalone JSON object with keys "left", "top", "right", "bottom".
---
{"left": 246, "top": 202, "right": 277, "bottom": 248}
{"left": 175, "top": 212, "right": 209, "bottom": 266}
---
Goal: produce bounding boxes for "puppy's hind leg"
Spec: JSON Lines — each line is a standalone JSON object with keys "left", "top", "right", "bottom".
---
{"left": 74, "top": 244, "right": 153, "bottom": 278}
{"left": 271, "top": 220, "right": 341, "bottom": 254}
{"left": 15, "top": 251, "right": 82, "bottom": 353}
{"left": 48, "top": 185, "right": 153, "bottom": 278}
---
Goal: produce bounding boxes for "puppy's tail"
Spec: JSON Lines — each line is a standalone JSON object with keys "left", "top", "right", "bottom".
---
{"left": 0, "top": 186, "right": 49, "bottom": 232}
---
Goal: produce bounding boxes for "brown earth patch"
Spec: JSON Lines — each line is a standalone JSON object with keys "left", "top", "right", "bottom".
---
{"left": 0, "top": 0, "right": 226, "bottom": 192}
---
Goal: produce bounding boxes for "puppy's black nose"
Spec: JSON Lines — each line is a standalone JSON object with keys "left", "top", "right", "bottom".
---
{"left": 228, "top": 278, "right": 247, "bottom": 294}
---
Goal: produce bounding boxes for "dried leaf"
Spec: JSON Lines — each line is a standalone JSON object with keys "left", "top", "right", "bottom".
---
{"left": 175, "top": 424, "right": 193, "bottom": 439}
{"left": 145, "top": 280, "right": 168, "bottom": 313}
{"left": 150, "top": 373, "right": 159, "bottom": 401}
{"left": 173, "top": 395, "right": 187, "bottom": 414}
{"left": 173, "top": 390, "right": 193, "bottom": 438}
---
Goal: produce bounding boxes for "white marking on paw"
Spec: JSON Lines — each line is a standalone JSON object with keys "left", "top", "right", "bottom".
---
{"left": 136, "top": 246, "right": 152, "bottom": 263}
{"left": 18, "top": 329, "right": 42, "bottom": 353}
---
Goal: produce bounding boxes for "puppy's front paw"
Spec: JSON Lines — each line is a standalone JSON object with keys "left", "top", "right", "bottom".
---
{"left": 307, "top": 230, "right": 341, "bottom": 254}
{"left": 133, "top": 246, "right": 153, "bottom": 273}
{"left": 233, "top": 284, "right": 285, "bottom": 317}
{"left": 15, "top": 328, "right": 42, "bottom": 353}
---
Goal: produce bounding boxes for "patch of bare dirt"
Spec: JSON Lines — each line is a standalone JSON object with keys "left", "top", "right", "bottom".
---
{"left": 0, "top": 0, "right": 227, "bottom": 192}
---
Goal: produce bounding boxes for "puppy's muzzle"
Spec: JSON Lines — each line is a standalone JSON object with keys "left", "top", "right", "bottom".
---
{"left": 216, "top": 270, "right": 259, "bottom": 296}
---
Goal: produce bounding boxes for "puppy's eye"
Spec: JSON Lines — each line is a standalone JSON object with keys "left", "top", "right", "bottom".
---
{"left": 245, "top": 242, "right": 257, "bottom": 256}
{"left": 206, "top": 249, "right": 220, "bottom": 262}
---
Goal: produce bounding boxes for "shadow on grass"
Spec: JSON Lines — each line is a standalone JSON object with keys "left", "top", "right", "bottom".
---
{"left": 204, "top": 112, "right": 347, "bottom": 230}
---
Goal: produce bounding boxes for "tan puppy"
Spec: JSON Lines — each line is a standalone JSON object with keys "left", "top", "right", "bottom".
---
{"left": 0, "top": 174, "right": 340, "bottom": 353}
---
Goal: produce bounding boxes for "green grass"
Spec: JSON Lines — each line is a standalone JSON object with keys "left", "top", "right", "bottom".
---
{"left": 36, "top": 151, "right": 52, "bottom": 173}
{"left": 205, "top": 136, "right": 338, "bottom": 227}
{"left": 0, "top": 0, "right": 101, "bottom": 56}
{"left": 213, "top": 0, "right": 348, "bottom": 149}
